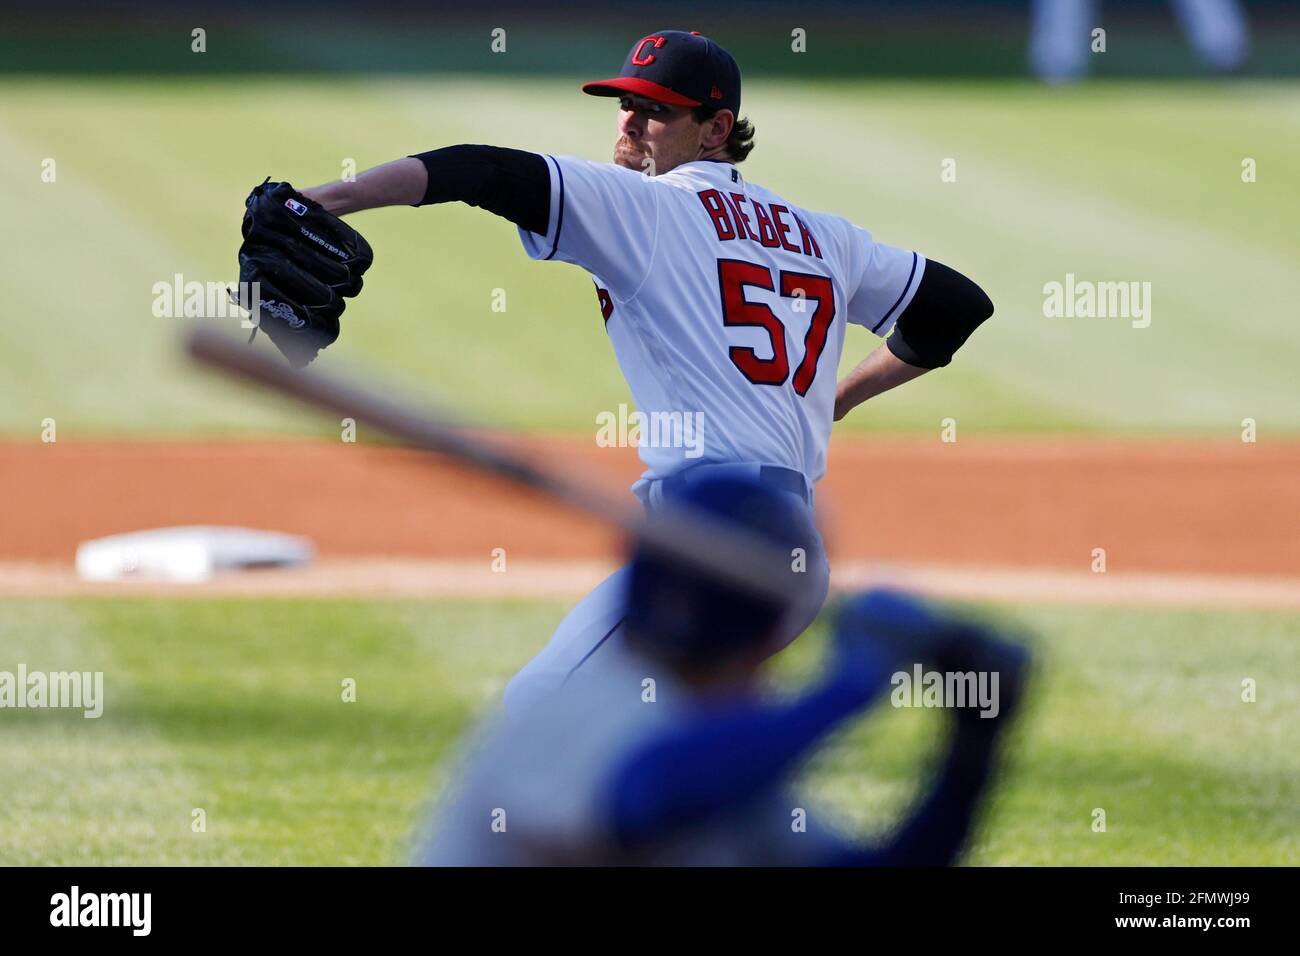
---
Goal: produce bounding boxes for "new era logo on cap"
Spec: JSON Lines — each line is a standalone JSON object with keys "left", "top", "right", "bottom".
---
{"left": 582, "top": 30, "right": 742, "bottom": 116}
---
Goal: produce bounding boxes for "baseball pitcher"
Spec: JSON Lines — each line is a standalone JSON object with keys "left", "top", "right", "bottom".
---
{"left": 236, "top": 30, "right": 995, "bottom": 712}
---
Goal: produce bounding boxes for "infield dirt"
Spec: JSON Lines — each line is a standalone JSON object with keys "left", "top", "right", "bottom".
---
{"left": 3, "top": 436, "right": 1296, "bottom": 604}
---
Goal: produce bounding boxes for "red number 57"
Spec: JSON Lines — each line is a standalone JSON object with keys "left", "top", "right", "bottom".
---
{"left": 717, "top": 259, "right": 835, "bottom": 397}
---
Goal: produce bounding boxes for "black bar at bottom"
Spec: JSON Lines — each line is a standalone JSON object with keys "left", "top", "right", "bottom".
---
{"left": 0, "top": 866, "right": 1284, "bottom": 941}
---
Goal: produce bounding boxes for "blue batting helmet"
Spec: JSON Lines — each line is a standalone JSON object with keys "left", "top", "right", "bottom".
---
{"left": 623, "top": 474, "right": 812, "bottom": 670}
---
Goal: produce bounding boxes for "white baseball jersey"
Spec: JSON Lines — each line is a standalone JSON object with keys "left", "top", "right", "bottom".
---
{"left": 519, "top": 157, "right": 926, "bottom": 484}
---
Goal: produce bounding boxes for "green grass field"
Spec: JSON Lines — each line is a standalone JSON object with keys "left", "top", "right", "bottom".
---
{"left": 2, "top": 77, "right": 1298, "bottom": 436}
{"left": 2, "top": 597, "right": 1295, "bottom": 865}
{"left": 3, "top": 74, "right": 1297, "bottom": 867}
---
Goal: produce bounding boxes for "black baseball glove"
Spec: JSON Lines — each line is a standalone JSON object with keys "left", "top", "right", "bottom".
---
{"left": 233, "top": 178, "right": 373, "bottom": 368}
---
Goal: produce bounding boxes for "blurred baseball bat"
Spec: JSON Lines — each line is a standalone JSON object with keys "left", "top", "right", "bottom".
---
{"left": 186, "top": 327, "right": 805, "bottom": 603}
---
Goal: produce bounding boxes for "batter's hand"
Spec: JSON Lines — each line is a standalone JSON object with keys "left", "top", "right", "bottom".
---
{"left": 833, "top": 589, "right": 1032, "bottom": 722}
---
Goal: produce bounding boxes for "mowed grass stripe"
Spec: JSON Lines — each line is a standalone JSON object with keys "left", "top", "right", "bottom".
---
{"left": 0, "top": 601, "right": 205, "bottom": 865}
{"left": 0, "top": 105, "right": 303, "bottom": 435}
{"left": 0, "top": 78, "right": 1297, "bottom": 434}
{"left": 63, "top": 598, "right": 565, "bottom": 864}
{"left": 752, "top": 84, "right": 1298, "bottom": 429}
{"left": 4, "top": 596, "right": 1294, "bottom": 864}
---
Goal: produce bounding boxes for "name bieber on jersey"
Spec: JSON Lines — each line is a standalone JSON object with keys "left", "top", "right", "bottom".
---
{"left": 696, "top": 189, "right": 823, "bottom": 259}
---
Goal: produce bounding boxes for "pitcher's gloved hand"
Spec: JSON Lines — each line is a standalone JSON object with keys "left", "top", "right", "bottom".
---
{"left": 233, "top": 179, "right": 374, "bottom": 368}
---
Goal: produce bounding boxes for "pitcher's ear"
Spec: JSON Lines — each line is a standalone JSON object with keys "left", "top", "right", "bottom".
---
{"left": 705, "top": 109, "right": 734, "bottom": 149}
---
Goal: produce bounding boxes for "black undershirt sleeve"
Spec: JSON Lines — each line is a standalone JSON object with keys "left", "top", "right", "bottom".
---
{"left": 886, "top": 260, "right": 995, "bottom": 369}
{"left": 408, "top": 145, "right": 551, "bottom": 237}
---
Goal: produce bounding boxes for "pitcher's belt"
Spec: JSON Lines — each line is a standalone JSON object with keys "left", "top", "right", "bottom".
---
{"left": 649, "top": 462, "right": 810, "bottom": 506}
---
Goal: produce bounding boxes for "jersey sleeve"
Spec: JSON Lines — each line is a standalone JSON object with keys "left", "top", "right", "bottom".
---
{"left": 842, "top": 224, "right": 927, "bottom": 337}
{"left": 517, "top": 155, "right": 660, "bottom": 297}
